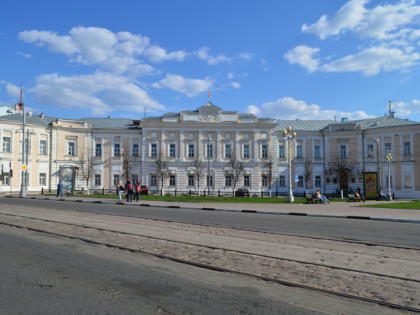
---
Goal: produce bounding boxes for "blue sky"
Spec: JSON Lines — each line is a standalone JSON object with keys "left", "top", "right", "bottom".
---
{"left": 1, "top": 0, "right": 420, "bottom": 121}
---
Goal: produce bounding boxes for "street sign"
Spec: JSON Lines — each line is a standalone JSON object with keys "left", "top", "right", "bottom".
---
{"left": 21, "top": 164, "right": 27, "bottom": 170}
{"left": 295, "top": 175, "right": 299, "bottom": 182}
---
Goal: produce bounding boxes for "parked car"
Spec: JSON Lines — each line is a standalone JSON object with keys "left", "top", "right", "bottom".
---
{"left": 235, "top": 188, "right": 250, "bottom": 197}
{"left": 140, "top": 185, "right": 148, "bottom": 195}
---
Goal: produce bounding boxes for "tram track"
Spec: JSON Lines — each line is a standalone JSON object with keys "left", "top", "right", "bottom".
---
{"left": 0, "top": 206, "right": 419, "bottom": 312}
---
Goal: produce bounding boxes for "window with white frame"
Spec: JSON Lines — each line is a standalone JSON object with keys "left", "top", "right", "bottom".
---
{"left": 403, "top": 141, "right": 411, "bottom": 156}
{"left": 169, "top": 143, "right": 176, "bottom": 158}
{"left": 114, "top": 143, "right": 120, "bottom": 157}
{"left": 262, "top": 175, "right": 268, "bottom": 187}
{"left": 279, "top": 175, "right": 286, "bottom": 187}
{"left": 188, "top": 175, "right": 194, "bottom": 186}
{"left": 243, "top": 144, "right": 250, "bottom": 158}
{"left": 385, "top": 175, "right": 393, "bottom": 188}
{"left": 206, "top": 143, "right": 213, "bottom": 158}
{"left": 225, "top": 144, "right": 232, "bottom": 158}
{"left": 225, "top": 175, "right": 232, "bottom": 187}
{"left": 404, "top": 175, "right": 412, "bottom": 188}
{"left": 150, "top": 143, "right": 157, "bottom": 157}
{"left": 314, "top": 145, "right": 321, "bottom": 159}
{"left": 131, "top": 174, "right": 138, "bottom": 185}
{"left": 340, "top": 145, "right": 347, "bottom": 158}
{"left": 2, "top": 137, "right": 11, "bottom": 153}
{"left": 367, "top": 144, "right": 374, "bottom": 158}
{"left": 385, "top": 142, "right": 392, "bottom": 154}
{"left": 67, "top": 140, "right": 76, "bottom": 156}
{"left": 113, "top": 174, "right": 119, "bottom": 186}
{"left": 3, "top": 173, "right": 10, "bottom": 185}
{"left": 261, "top": 144, "right": 268, "bottom": 158}
{"left": 150, "top": 175, "right": 157, "bottom": 186}
{"left": 315, "top": 175, "right": 321, "bottom": 187}
{"left": 244, "top": 175, "right": 250, "bottom": 187}
{"left": 132, "top": 143, "right": 139, "bottom": 157}
{"left": 188, "top": 144, "right": 194, "bottom": 158}
{"left": 39, "top": 140, "right": 47, "bottom": 155}
{"left": 94, "top": 174, "right": 101, "bottom": 186}
{"left": 95, "top": 143, "right": 102, "bottom": 157}
{"left": 206, "top": 175, "right": 213, "bottom": 187}
{"left": 298, "top": 176, "right": 304, "bottom": 187}
{"left": 39, "top": 173, "right": 47, "bottom": 186}
{"left": 296, "top": 144, "right": 303, "bottom": 158}
{"left": 279, "top": 144, "right": 285, "bottom": 158}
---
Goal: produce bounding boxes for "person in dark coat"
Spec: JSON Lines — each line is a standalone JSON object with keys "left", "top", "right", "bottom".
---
{"left": 57, "top": 181, "right": 63, "bottom": 197}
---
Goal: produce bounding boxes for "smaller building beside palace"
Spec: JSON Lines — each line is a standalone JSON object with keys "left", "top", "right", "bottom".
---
{"left": 0, "top": 101, "right": 419, "bottom": 198}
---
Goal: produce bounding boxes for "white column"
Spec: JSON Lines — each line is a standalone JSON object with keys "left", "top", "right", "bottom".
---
{"left": 180, "top": 130, "right": 184, "bottom": 160}
{"left": 161, "top": 129, "right": 166, "bottom": 157}
{"left": 217, "top": 130, "right": 222, "bottom": 160}
{"left": 198, "top": 131, "right": 203, "bottom": 158}
{"left": 253, "top": 131, "right": 258, "bottom": 161}
{"left": 235, "top": 132, "right": 240, "bottom": 160}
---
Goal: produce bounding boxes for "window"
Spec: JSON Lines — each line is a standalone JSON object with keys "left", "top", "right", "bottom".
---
{"left": 67, "top": 141, "right": 76, "bottom": 156}
{"left": 261, "top": 144, "right": 268, "bottom": 158}
{"left": 188, "top": 144, "right": 194, "bottom": 158}
{"left": 95, "top": 143, "right": 102, "bottom": 157}
{"left": 206, "top": 175, "right": 213, "bottom": 187}
{"left": 225, "top": 144, "right": 232, "bottom": 158}
{"left": 244, "top": 175, "right": 250, "bottom": 187}
{"left": 279, "top": 145, "right": 285, "bottom": 158}
{"left": 314, "top": 145, "right": 321, "bottom": 159}
{"left": 150, "top": 143, "right": 157, "bottom": 157}
{"left": 95, "top": 174, "right": 101, "bottom": 186}
{"left": 367, "top": 144, "right": 374, "bottom": 158}
{"left": 114, "top": 143, "right": 120, "bottom": 157}
{"left": 39, "top": 140, "right": 47, "bottom": 155}
{"left": 2, "top": 137, "right": 10, "bottom": 153}
{"left": 113, "top": 174, "right": 120, "bottom": 186}
{"left": 225, "top": 175, "right": 232, "bottom": 187}
{"left": 262, "top": 175, "right": 268, "bottom": 187}
{"left": 131, "top": 174, "right": 138, "bottom": 184}
{"left": 298, "top": 176, "right": 304, "bottom": 187}
{"left": 188, "top": 175, "right": 194, "bottom": 186}
{"left": 340, "top": 145, "right": 347, "bottom": 158}
{"left": 169, "top": 143, "right": 176, "bottom": 158}
{"left": 296, "top": 145, "right": 303, "bottom": 159}
{"left": 385, "top": 175, "right": 393, "bottom": 188}
{"left": 385, "top": 142, "right": 392, "bottom": 154}
{"left": 206, "top": 143, "right": 213, "bottom": 158}
{"left": 132, "top": 143, "right": 139, "bottom": 157}
{"left": 39, "top": 173, "right": 47, "bottom": 186}
{"left": 404, "top": 141, "right": 411, "bottom": 156}
{"left": 315, "top": 175, "right": 321, "bottom": 187}
{"left": 279, "top": 175, "right": 285, "bottom": 187}
{"left": 3, "top": 173, "right": 10, "bottom": 185}
{"left": 404, "top": 175, "right": 412, "bottom": 188}
{"left": 151, "top": 175, "right": 157, "bottom": 186}
{"left": 243, "top": 144, "right": 250, "bottom": 158}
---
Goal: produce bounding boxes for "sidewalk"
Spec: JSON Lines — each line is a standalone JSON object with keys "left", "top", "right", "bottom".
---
{"left": 18, "top": 195, "right": 420, "bottom": 224}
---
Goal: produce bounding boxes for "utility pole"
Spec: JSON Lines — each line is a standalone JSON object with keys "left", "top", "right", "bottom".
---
{"left": 19, "top": 84, "right": 27, "bottom": 197}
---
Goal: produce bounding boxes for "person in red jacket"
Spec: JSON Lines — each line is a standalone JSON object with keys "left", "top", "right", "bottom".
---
{"left": 125, "top": 180, "right": 133, "bottom": 202}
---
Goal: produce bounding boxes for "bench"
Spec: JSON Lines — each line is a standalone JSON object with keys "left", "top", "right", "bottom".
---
{"left": 347, "top": 193, "right": 361, "bottom": 202}
{"left": 306, "top": 193, "right": 322, "bottom": 204}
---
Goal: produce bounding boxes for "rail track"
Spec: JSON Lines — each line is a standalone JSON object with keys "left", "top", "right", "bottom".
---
{"left": 0, "top": 206, "right": 419, "bottom": 313}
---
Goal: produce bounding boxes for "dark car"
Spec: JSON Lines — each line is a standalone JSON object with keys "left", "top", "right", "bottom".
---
{"left": 235, "top": 188, "right": 249, "bottom": 197}
{"left": 140, "top": 185, "right": 148, "bottom": 195}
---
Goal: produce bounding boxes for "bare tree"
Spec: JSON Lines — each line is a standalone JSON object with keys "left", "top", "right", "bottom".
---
{"left": 303, "top": 160, "right": 313, "bottom": 192}
{"left": 121, "top": 145, "right": 132, "bottom": 184}
{"left": 225, "top": 157, "right": 244, "bottom": 195}
{"left": 79, "top": 149, "right": 94, "bottom": 195}
{"left": 153, "top": 153, "right": 169, "bottom": 195}
{"left": 192, "top": 158, "right": 206, "bottom": 196}
{"left": 262, "top": 155, "right": 275, "bottom": 197}
{"left": 328, "top": 157, "right": 357, "bottom": 192}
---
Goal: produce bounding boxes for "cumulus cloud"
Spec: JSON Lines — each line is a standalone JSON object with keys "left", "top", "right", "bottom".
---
{"left": 392, "top": 99, "right": 420, "bottom": 117}
{"left": 231, "top": 82, "right": 241, "bottom": 88}
{"left": 245, "top": 97, "right": 374, "bottom": 120}
{"left": 195, "top": 47, "right": 231, "bottom": 65}
{"left": 29, "top": 72, "right": 164, "bottom": 116}
{"left": 284, "top": 45, "right": 320, "bottom": 72}
{"left": 152, "top": 74, "right": 214, "bottom": 97}
{"left": 5, "top": 83, "right": 21, "bottom": 98}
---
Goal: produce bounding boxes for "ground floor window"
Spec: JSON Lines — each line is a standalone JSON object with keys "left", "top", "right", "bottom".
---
{"left": 244, "top": 175, "right": 250, "bottom": 187}
{"left": 315, "top": 175, "right": 321, "bottom": 187}
{"left": 2, "top": 172, "right": 10, "bottom": 185}
{"left": 279, "top": 175, "right": 285, "bottom": 187}
{"left": 298, "top": 176, "right": 304, "bottom": 187}
{"left": 113, "top": 174, "right": 120, "bottom": 186}
{"left": 169, "top": 175, "right": 176, "bottom": 186}
{"left": 39, "top": 173, "right": 47, "bottom": 186}
{"left": 262, "top": 175, "right": 268, "bottom": 187}
{"left": 225, "top": 175, "right": 232, "bottom": 187}
{"left": 404, "top": 175, "right": 412, "bottom": 188}
{"left": 151, "top": 175, "right": 157, "bottom": 186}
{"left": 94, "top": 174, "right": 101, "bottom": 186}
{"left": 206, "top": 175, "right": 213, "bottom": 187}
{"left": 188, "top": 175, "right": 194, "bottom": 187}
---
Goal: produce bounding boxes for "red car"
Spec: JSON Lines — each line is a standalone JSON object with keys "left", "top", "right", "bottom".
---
{"left": 140, "top": 185, "right": 148, "bottom": 195}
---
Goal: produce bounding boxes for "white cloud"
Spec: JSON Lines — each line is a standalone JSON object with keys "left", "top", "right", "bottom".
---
{"left": 143, "top": 45, "right": 186, "bottom": 63}
{"left": 5, "top": 83, "right": 21, "bottom": 98}
{"left": 17, "top": 51, "right": 31, "bottom": 58}
{"left": 195, "top": 47, "right": 231, "bottom": 65}
{"left": 302, "top": 0, "right": 368, "bottom": 40}
{"left": 238, "top": 52, "right": 254, "bottom": 61}
{"left": 152, "top": 74, "right": 214, "bottom": 97}
{"left": 392, "top": 99, "right": 420, "bottom": 116}
{"left": 227, "top": 72, "right": 234, "bottom": 79}
{"left": 245, "top": 97, "right": 374, "bottom": 120}
{"left": 231, "top": 82, "right": 241, "bottom": 89}
{"left": 284, "top": 45, "right": 320, "bottom": 72}
{"left": 29, "top": 72, "right": 164, "bottom": 116}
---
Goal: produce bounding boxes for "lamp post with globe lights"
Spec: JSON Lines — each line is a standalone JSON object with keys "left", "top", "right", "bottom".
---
{"left": 385, "top": 153, "right": 393, "bottom": 201}
{"left": 282, "top": 127, "right": 296, "bottom": 202}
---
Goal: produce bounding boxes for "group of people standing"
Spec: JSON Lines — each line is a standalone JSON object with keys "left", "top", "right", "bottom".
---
{"left": 116, "top": 180, "right": 142, "bottom": 202}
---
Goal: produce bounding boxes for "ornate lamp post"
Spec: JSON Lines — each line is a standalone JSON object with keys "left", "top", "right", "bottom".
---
{"left": 385, "top": 153, "right": 393, "bottom": 201}
{"left": 19, "top": 85, "right": 27, "bottom": 197}
{"left": 375, "top": 137, "right": 382, "bottom": 193}
{"left": 206, "top": 136, "right": 212, "bottom": 195}
{"left": 282, "top": 127, "right": 296, "bottom": 202}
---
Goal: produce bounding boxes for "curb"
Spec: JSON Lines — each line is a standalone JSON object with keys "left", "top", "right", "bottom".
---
{"left": 5, "top": 196, "right": 420, "bottom": 224}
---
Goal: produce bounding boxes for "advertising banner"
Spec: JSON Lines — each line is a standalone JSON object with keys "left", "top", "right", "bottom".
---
{"left": 363, "top": 172, "right": 378, "bottom": 199}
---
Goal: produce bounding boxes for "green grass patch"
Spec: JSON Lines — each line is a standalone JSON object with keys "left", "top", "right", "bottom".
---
{"left": 362, "top": 201, "right": 420, "bottom": 210}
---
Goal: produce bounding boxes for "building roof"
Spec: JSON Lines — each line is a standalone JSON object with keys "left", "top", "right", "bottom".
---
{"left": 0, "top": 112, "right": 58, "bottom": 126}
{"left": 78, "top": 117, "right": 140, "bottom": 129}
{"left": 277, "top": 120, "right": 332, "bottom": 131}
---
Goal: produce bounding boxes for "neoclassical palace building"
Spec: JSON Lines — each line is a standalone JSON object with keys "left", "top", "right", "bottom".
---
{"left": 1, "top": 101, "right": 419, "bottom": 198}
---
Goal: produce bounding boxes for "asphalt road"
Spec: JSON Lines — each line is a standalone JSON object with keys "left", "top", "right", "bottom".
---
{"left": 1, "top": 198, "right": 419, "bottom": 247}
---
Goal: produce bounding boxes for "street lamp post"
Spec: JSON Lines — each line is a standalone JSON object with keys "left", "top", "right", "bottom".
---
{"left": 282, "top": 127, "right": 296, "bottom": 202}
{"left": 385, "top": 153, "right": 393, "bottom": 201}
{"left": 375, "top": 137, "right": 381, "bottom": 193}
{"left": 19, "top": 85, "right": 26, "bottom": 197}
{"left": 206, "top": 137, "right": 212, "bottom": 195}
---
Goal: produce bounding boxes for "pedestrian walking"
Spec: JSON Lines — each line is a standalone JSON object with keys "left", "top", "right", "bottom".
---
{"left": 57, "top": 181, "right": 63, "bottom": 197}
{"left": 116, "top": 182, "right": 124, "bottom": 201}
{"left": 134, "top": 180, "right": 140, "bottom": 201}
{"left": 125, "top": 180, "right": 133, "bottom": 202}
